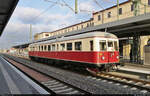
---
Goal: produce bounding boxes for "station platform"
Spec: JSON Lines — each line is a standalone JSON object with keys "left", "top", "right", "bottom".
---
{"left": 0, "top": 55, "right": 49, "bottom": 94}
{"left": 118, "top": 63, "right": 150, "bottom": 79}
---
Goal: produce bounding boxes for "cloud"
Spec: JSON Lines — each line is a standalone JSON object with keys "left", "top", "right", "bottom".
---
{"left": 14, "top": 7, "right": 44, "bottom": 24}
{"left": 79, "top": 1, "right": 96, "bottom": 12}
{"left": 0, "top": 4, "right": 92, "bottom": 49}
{"left": 14, "top": 6, "right": 75, "bottom": 25}
{"left": 0, "top": 21, "right": 62, "bottom": 49}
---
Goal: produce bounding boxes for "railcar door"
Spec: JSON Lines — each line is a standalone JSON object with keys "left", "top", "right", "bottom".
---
{"left": 99, "top": 40, "right": 108, "bottom": 63}
{"left": 107, "top": 40, "right": 119, "bottom": 63}
{"left": 107, "top": 40, "right": 114, "bottom": 63}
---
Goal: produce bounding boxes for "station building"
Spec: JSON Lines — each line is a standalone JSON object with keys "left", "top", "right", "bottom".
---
{"left": 33, "top": 0, "right": 150, "bottom": 62}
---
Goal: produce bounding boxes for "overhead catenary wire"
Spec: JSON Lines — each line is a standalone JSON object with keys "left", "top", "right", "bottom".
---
{"left": 101, "top": 0, "right": 117, "bottom": 4}
{"left": 92, "top": 0, "right": 104, "bottom": 9}
{"left": 44, "top": 0, "right": 76, "bottom": 13}
{"left": 44, "top": 0, "right": 65, "bottom": 6}
{"left": 62, "top": 0, "right": 75, "bottom": 12}
{"left": 31, "top": 3, "right": 56, "bottom": 23}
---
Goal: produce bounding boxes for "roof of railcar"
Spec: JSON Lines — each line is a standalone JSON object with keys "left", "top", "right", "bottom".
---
{"left": 30, "top": 31, "right": 118, "bottom": 45}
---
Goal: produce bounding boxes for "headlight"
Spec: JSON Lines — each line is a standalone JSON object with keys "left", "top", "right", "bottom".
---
{"left": 102, "top": 56, "right": 105, "bottom": 60}
{"left": 116, "top": 56, "right": 119, "bottom": 59}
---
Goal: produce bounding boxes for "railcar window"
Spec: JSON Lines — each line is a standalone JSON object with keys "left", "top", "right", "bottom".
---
{"left": 39, "top": 46, "right": 40, "bottom": 51}
{"left": 41, "top": 46, "right": 44, "bottom": 51}
{"left": 60, "top": 43, "right": 65, "bottom": 51}
{"left": 57, "top": 44, "right": 59, "bottom": 51}
{"left": 30, "top": 46, "right": 32, "bottom": 51}
{"left": 99, "top": 40, "right": 106, "bottom": 51}
{"left": 114, "top": 41, "right": 118, "bottom": 51}
{"left": 44, "top": 45, "right": 47, "bottom": 51}
{"left": 108, "top": 41, "right": 113, "bottom": 47}
{"left": 33, "top": 47, "right": 35, "bottom": 51}
{"left": 48, "top": 45, "right": 51, "bottom": 51}
{"left": 52, "top": 44, "right": 55, "bottom": 51}
{"left": 67, "top": 43, "right": 72, "bottom": 50}
{"left": 90, "top": 40, "right": 93, "bottom": 51}
{"left": 75, "top": 42, "right": 82, "bottom": 51}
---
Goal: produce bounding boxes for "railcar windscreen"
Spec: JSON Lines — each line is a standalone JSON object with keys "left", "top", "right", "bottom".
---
{"left": 107, "top": 40, "right": 113, "bottom": 51}
{"left": 99, "top": 40, "right": 107, "bottom": 51}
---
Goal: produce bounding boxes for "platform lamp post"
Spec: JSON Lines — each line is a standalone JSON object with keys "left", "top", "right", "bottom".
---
{"left": 117, "top": 0, "right": 119, "bottom": 20}
{"left": 30, "top": 24, "right": 32, "bottom": 42}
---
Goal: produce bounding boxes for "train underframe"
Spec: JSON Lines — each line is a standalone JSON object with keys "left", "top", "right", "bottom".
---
{"left": 29, "top": 56, "right": 120, "bottom": 73}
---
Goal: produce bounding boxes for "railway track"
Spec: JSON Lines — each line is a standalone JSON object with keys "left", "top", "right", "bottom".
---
{"left": 96, "top": 72, "right": 150, "bottom": 91}
{"left": 2, "top": 54, "right": 150, "bottom": 94}
{"left": 86, "top": 71, "right": 150, "bottom": 94}
{"left": 1, "top": 55, "right": 90, "bottom": 94}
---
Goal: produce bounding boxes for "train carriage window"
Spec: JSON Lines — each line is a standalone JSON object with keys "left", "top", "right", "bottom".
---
{"left": 52, "top": 44, "right": 55, "bottom": 51}
{"left": 99, "top": 40, "right": 107, "bottom": 51}
{"left": 90, "top": 40, "right": 93, "bottom": 51}
{"left": 60, "top": 43, "right": 65, "bottom": 51}
{"left": 41, "top": 46, "right": 44, "bottom": 51}
{"left": 39, "top": 46, "right": 40, "bottom": 51}
{"left": 33, "top": 47, "right": 35, "bottom": 51}
{"left": 75, "top": 42, "right": 82, "bottom": 51}
{"left": 67, "top": 43, "right": 72, "bottom": 50}
{"left": 114, "top": 41, "right": 118, "bottom": 51}
{"left": 39, "top": 46, "right": 41, "bottom": 51}
{"left": 108, "top": 41, "right": 113, "bottom": 47}
{"left": 44, "top": 45, "right": 47, "bottom": 51}
{"left": 48, "top": 45, "right": 51, "bottom": 51}
{"left": 57, "top": 44, "right": 59, "bottom": 51}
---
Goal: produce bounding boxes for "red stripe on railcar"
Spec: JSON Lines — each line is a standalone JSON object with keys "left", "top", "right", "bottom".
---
{"left": 29, "top": 51, "right": 119, "bottom": 64}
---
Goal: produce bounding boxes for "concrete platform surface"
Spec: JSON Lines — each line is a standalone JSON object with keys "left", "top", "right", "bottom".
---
{"left": 0, "top": 56, "right": 49, "bottom": 94}
{"left": 120, "top": 65, "right": 150, "bottom": 74}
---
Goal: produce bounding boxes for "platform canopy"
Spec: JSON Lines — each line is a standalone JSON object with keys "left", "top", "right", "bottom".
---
{"left": 0, "top": 0, "right": 19, "bottom": 36}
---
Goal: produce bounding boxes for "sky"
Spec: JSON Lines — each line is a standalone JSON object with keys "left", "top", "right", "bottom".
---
{"left": 0, "top": 0, "right": 128, "bottom": 49}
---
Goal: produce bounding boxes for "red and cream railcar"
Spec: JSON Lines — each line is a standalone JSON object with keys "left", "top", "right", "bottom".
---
{"left": 29, "top": 31, "right": 119, "bottom": 71}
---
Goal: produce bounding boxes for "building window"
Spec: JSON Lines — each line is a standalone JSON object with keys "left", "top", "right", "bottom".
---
{"left": 107, "top": 12, "right": 111, "bottom": 18}
{"left": 77, "top": 26, "right": 78, "bottom": 30}
{"left": 72, "top": 27, "right": 74, "bottom": 31}
{"left": 45, "top": 34, "right": 49, "bottom": 36}
{"left": 75, "top": 42, "right": 82, "bottom": 51}
{"left": 90, "top": 40, "right": 93, "bottom": 51}
{"left": 67, "top": 43, "right": 72, "bottom": 50}
{"left": 65, "top": 29, "right": 67, "bottom": 32}
{"left": 87, "top": 23, "right": 89, "bottom": 27}
{"left": 131, "top": 4, "right": 134, "bottom": 11}
{"left": 91, "top": 23, "right": 94, "bottom": 26}
{"left": 148, "top": 0, "right": 150, "bottom": 5}
{"left": 119, "top": 8, "right": 122, "bottom": 15}
{"left": 81, "top": 25, "right": 83, "bottom": 29}
{"left": 60, "top": 43, "right": 65, "bottom": 51}
{"left": 98, "top": 15, "right": 101, "bottom": 21}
